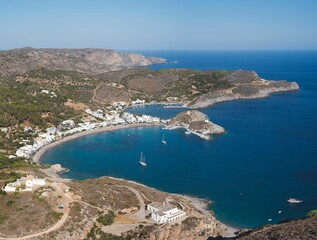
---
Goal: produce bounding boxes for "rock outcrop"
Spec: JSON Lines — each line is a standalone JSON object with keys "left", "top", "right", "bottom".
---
{"left": 215, "top": 214, "right": 317, "bottom": 240}
{"left": 124, "top": 216, "right": 231, "bottom": 240}
{"left": 167, "top": 110, "right": 225, "bottom": 139}
{"left": 0, "top": 47, "right": 166, "bottom": 75}
{"left": 48, "top": 164, "right": 67, "bottom": 174}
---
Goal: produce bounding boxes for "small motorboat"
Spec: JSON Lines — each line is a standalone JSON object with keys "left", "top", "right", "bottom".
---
{"left": 287, "top": 198, "right": 302, "bottom": 203}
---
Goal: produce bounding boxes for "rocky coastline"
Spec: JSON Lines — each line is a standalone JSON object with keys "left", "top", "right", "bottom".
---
{"left": 188, "top": 79, "right": 299, "bottom": 108}
{"left": 165, "top": 110, "right": 225, "bottom": 139}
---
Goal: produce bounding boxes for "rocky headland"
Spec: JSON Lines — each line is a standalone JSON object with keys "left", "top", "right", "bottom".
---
{"left": 188, "top": 71, "right": 299, "bottom": 108}
{"left": 0, "top": 174, "right": 236, "bottom": 240}
{"left": 211, "top": 212, "right": 317, "bottom": 240}
{"left": 166, "top": 110, "right": 225, "bottom": 139}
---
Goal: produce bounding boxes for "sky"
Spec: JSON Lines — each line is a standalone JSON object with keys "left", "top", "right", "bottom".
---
{"left": 1, "top": 0, "right": 317, "bottom": 50}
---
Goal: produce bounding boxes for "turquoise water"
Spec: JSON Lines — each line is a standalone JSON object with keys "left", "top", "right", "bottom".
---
{"left": 41, "top": 51, "right": 317, "bottom": 228}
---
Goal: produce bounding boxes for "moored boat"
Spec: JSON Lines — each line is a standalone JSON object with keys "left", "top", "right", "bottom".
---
{"left": 287, "top": 198, "right": 302, "bottom": 203}
{"left": 162, "top": 134, "right": 167, "bottom": 144}
{"left": 139, "top": 152, "right": 147, "bottom": 166}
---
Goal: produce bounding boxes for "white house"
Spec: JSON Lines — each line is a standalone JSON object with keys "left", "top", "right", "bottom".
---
{"left": 16, "top": 145, "right": 33, "bottom": 158}
{"left": 113, "top": 101, "right": 127, "bottom": 107}
{"left": 152, "top": 117, "right": 160, "bottom": 123}
{"left": 24, "top": 127, "right": 33, "bottom": 132}
{"left": 142, "top": 115, "right": 153, "bottom": 123}
{"left": 3, "top": 175, "right": 46, "bottom": 192}
{"left": 61, "top": 120, "right": 75, "bottom": 129}
{"left": 131, "top": 99, "right": 146, "bottom": 105}
{"left": 85, "top": 108, "right": 105, "bottom": 119}
{"left": 46, "top": 127, "right": 57, "bottom": 135}
{"left": 147, "top": 202, "right": 186, "bottom": 224}
{"left": 122, "top": 112, "right": 137, "bottom": 124}
{"left": 136, "top": 116, "right": 145, "bottom": 123}
{"left": 38, "top": 133, "right": 55, "bottom": 143}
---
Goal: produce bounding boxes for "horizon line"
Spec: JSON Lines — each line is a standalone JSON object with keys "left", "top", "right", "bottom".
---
{"left": 1, "top": 47, "right": 317, "bottom": 52}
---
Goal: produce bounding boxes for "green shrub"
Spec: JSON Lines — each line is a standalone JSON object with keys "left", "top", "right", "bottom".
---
{"left": 97, "top": 211, "right": 115, "bottom": 226}
{"left": 307, "top": 210, "right": 317, "bottom": 218}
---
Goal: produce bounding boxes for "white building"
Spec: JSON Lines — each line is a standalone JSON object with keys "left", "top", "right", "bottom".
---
{"left": 16, "top": 145, "right": 33, "bottom": 158}
{"left": 38, "top": 133, "right": 55, "bottom": 143}
{"left": 122, "top": 112, "right": 137, "bottom": 124}
{"left": 85, "top": 108, "right": 105, "bottom": 119}
{"left": 78, "top": 122, "right": 96, "bottom": 131}
{"left": 3, "top": 175, "right": 46, "bottom": 192}
{"left": 147, "top": 202, "right": 186, "bottom": 224}
{"left": 142, "top": 115, "right": 153, "bottom": 123}
{"left": 113, "top": 101, "right": 127, "bottom": 107}
{"left": 46, "top": 127, "right": 57, "bottom": 134}
{"left": 61, "top": 119, "right": 75, "bottom": 129}
{"left": 41, "top": 89, "right": 49, "bottom": 94}
{"left": 152, "top": 117, "right": 160, "bottom": 123}
{"left": 131, "top": 99, "right": 146, "bottom": 105}
{"left": 136, "top": 116, "right": 145, "bottom": 123}
{"left": 24, "top": 127, "right": 33, "bottom": 132}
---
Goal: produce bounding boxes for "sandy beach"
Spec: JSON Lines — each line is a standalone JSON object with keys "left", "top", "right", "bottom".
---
{"left": 32, "top": 123, "right": 162, "bottom": 163}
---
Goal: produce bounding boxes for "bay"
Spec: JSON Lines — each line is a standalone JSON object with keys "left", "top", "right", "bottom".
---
{"left": 41, "top": 50, "right": 317, "bottom": 228}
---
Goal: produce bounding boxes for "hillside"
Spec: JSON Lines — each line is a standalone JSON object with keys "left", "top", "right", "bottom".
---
{"left": 0, "top": 50, "right": 299, "bottom": 165}
{"left": 234, "top": 215, "right": 317, "bottom": 240}
{"left": 0, "top": 175, "right": 233, "bottom": 240}
{"left": 0, "top": 48, "right": 166, "bottom": 75}
{"left": 208, "top": 212, "right": 317, "bottom": 240}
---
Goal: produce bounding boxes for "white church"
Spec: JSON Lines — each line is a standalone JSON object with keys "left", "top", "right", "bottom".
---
{"left": 147, "top": 202, "right": 186, "bottom": 223}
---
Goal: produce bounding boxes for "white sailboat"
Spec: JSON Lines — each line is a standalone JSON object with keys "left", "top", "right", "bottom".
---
{"left": 162, "top": 134, "right": 167, "bottom": 144}
{"left": 139, "top": 152, "right": 147, "bottom": 166}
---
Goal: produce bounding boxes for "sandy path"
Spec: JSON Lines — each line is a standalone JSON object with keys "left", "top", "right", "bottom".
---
{"left": 92, "top": 84, "right": 104, "bottom": 104}
{"left": 125, "top": 186, "right": 146, "bottom": 221}
{"left": 101, "top": 185, "right": 149, "bottom": 236}
{"left": 111, "top": 185, "right": 147, "bottom": 221}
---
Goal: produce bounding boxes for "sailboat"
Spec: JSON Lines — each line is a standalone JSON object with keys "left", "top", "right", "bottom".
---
{"left": 162, "top": 134, "right": 167, "bottom": 144}
{"left": 139, "top": 152, "right": 147, "bottom": 166}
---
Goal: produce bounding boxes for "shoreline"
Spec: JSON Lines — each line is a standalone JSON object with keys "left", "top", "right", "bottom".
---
{"left": 40, "top": 172, "right": 239, "bottom": 237}
{"left": 33, "top": 121, "right": 239, "bottom": 237}
{"left": 32, "top": 123, "right": 162, "bottom": 163}
{"left": 106, "top": 176, "right": 239, "bottom": 237}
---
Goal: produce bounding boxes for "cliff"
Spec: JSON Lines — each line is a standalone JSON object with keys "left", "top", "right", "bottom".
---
{"left": 0, "top": 47, "right": 166, "bottom": 75}
{"left": 167, "top": 110, "right": 225, "bottom": 139}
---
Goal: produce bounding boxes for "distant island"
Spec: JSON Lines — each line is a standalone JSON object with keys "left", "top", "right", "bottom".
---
{"left": 0, "top": 48, "right": 306, "bottom": 240}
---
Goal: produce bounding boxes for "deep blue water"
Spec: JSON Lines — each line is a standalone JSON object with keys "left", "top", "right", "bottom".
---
{"left": 41, "top": 51, "right": 317, "bottom": 228}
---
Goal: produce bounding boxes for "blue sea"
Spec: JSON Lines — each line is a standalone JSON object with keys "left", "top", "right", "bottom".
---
{"left": 41, "top": 51, "right": 317, "bottom": 228}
